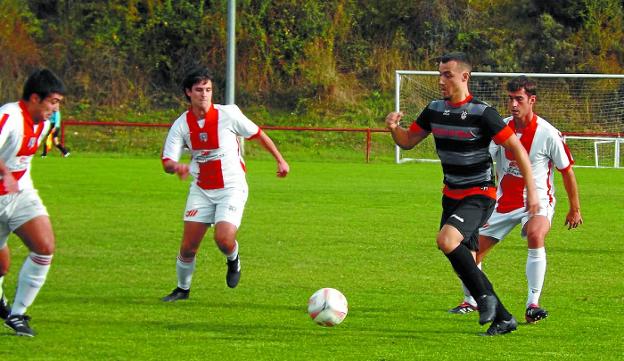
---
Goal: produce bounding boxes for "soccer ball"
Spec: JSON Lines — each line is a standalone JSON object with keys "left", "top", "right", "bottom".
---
{"left": 307, "top": 288, "right": 348, "bottom": 326}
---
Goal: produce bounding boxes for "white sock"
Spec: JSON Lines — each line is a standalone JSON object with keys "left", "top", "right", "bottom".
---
{"left": 0, "top": 275, "right": 4, "bottom": 297}
{"left": 460, "top": 263, "right": 480, "bottom": 306}
{"left": 176, "top": 255, "right": 195, "bottom": 290}
{"left": 526, "top": 247, "right": 546, "bottom": 307}
{"left": 226, "top": 241, "right": 239, "bottom": 262}
{"left": 11, "top": 253, "right": 52, "bottom": 316}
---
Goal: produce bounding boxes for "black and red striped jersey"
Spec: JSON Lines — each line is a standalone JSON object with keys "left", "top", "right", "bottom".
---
{"left": 410, "top": 95, "right": 513, "bottom": 199}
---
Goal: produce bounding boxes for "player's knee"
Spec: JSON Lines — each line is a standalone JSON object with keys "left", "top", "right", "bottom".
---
{"left": 32, "top": 239, "right": 55, "bottom": 255}
{"left": 526, "top": 231, "right": 546, "bottom": 248}
{"left": 436, "top": 234, "right": 456, "bottom": 253}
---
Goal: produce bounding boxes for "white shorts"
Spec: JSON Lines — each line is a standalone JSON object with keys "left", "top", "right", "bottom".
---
{"left": 479, "top": 203, "right": 554, "bottom": 241}
{"left": 0, "top": 189, "right": 49, "bottom": 248}
{"left": 183, "top": 183, "right": 248, "bottom": 228}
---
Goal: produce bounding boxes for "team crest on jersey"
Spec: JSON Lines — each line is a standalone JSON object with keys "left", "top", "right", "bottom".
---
{"left": 460, "top": 110, "right": 468, "bottom": 120}
{"left": 28, "top": 137, "right": 37, "bottom": 149}
{"left": 199, "top": 132, "right": 208, "bottom": 142}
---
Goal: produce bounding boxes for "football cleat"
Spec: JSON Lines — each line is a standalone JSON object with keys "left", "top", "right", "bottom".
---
{"left": 0, "top": 293, "right": 10, "bottom": 320}
{"left": 476, "top": 294, "right": 498, "bottom": 325}
{"left": 161, "top": 287, "right": 190, "bottom": 302}
{"left": 525, "top": 304, "right": 549, "bottom": 323}
{"left": 226, "top": 256, "right": 241, "bottom": 288}
{"left": 4, "top": 314, "right": 35, "bottom": 337}
{"left": 484, "top": 316, "right": 518, "bottom": 336}
{"left": 448, "top": 301, "right": 478, "bottom": 314}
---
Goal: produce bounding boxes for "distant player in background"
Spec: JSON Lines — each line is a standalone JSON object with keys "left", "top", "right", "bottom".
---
{"left": 449, "top": 76, "right": 582, "bottom": 323}
{"left": 385, "top": 52, "right": 539, "bottom": 336}
{"left": 41, "top": 110, "right": 70, "bottom": 158}
{"left": 0, "top": 68, "right": 65, "bottom": 336}
{"left": 161, "top": 67, "right": 289, "bottom": 302}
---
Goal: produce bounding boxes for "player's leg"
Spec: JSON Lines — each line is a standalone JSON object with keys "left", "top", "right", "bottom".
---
{"left": 439, "top": 225, "right": 496, "bottom": 325}
{"left": 440, "top": 195, "right": 517, "bottom": 333}
{"left": 214, "top": 221, "right": 241, "bottom": 288}
{"left": 162, "top": 221, "right": 209, "bottom": 302}
{"left": 0, "top": 244, "right": 11, "bottom": 320}
{"left": 7, "top": 215, "right": 55, "bottom": 337}
{"left": 450, "top": 236, "right": 498, "bottom": 314}
{"left": 52, "top": 129, "right": 70, "bottom": 157}
{"left": 213, "top": 187, "right": 247, "bottom": 289}
{"left": 523, "top": 213, "right": 551, "bottom": 323}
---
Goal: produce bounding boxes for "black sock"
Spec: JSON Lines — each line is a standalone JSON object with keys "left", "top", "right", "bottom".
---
{"left": 445, "top": 244, "right": 488, "bottom": 298}
{"left": 481, "top": 275, "right": 513, "bottom": 322}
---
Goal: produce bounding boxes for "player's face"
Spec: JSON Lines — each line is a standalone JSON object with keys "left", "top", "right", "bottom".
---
{"left": 30, "top": 93, "right": 63, "bottom": 123}
{"left": 508, "top": 88, "right": 535, "bottom": 122}
{"left": 438, "top": 61, "right": 469, "bottom": 101}
{"left": 186, "top": 80, "right": 213, "bottom": 111}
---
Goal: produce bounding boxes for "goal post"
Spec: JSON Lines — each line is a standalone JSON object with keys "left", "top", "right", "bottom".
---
{"left": 395, "top": 71, "right": 624, "bottom": 168}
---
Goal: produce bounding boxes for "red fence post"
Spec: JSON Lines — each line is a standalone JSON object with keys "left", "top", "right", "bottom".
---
{"left": 366, "top": 128, "right": 372, "bottom": 163}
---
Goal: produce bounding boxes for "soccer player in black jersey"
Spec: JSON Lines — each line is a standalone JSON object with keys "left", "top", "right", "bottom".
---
{"left": 385, "top": 52, "right": 539, "bottom": 335}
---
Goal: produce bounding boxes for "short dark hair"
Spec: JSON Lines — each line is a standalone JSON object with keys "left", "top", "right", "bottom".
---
{"left": 507, "top": 75, "right": 537, "bottom": 97}
{"left": 182, "top": 67, "right": 214, "bottom": 101}
{"left": 439, "top": 52, "right": 472, "bottom": 72}
{"left": 22, "top": 69, "right": 65, "bottom": 101}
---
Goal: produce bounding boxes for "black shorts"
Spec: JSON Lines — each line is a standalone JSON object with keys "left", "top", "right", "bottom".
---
{"left": 440, "top": 195, "right": 495, "bottom": 251}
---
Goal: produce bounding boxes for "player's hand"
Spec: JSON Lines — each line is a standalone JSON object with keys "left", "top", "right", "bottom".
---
{"left": 1, "top": 173, "right": 18, "bottom": 193}
{"left": 525, "top": 190, "right": 540, "bottom": 216}
{"left": 174, "top": 163, "right": 190, "bottom": 180}
{"left": 276, "top": 160, "right": 289, "bottom": 178}
{"left": 564, "top": 209, "right": 583, "bottom": 230}
{"left": 385, "top": 112, "right": 403, "bottom": 130}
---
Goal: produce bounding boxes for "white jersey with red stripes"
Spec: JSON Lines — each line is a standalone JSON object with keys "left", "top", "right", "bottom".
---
{"left": 0, "top": 101, "right": 51, "bottom": 195}
{"left": 492, "top": 114, "right": 573, "bottom": 213}
{"left": 162, "top": 104, "right": 261, "bottom": 190}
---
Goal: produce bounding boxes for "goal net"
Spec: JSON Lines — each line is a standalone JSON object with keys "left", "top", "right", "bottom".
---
{"left": 395, "top": 71, "right": 624, "bottom": 168}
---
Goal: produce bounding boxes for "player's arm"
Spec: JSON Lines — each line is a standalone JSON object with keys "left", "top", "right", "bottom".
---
{"left": 499, "top": 134, "right": 539, "bottom": 215}
{"left": 250, "top": 131, "right": 289, "bottom": 178}
{"left": 561, "top": 167, "right": 582, "bottom": 229}
{"left": 161, "top": 120, "right": 189, "bottom": 180}
{"left": 0, "top": 160, "right": 18, "bottom": 193}
{"left": 385, "top": 112, "right": 428, "bottom": 150}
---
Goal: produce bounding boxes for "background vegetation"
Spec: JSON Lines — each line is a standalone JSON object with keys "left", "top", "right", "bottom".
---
{"left": 1, "top": 0, "right": 624, "bottom": 126}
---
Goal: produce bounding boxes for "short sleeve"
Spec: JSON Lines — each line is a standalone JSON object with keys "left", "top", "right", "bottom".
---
{"left": 549, "top": 130, "right": 574, "bottom": 171}
{"left": 220, "top": 105, "right": 260, "bottom": 139}
{"left": 161, "top": 117, "right": 187, "bottom": 162}
{"left": 414, "top": 105, "right": 435, "bottom": 133}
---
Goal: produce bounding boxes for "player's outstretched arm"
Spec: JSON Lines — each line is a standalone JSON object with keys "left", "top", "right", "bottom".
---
{"left": 561, "top": 167, "right": 582, "bottom": 229}
{"left": 500, "top": 134, "right": 539, "bottom": 215}
{"left": 162, "top": 159, "right": 190, "bottom": 180}
{"left": 253, "top": 132, "right": 289, "bottom": 178}
{"left": 0, "top": 160, "right": 18, "bottom": 193}
{"left": 385, "top": 112, "right": 427, "bottom": 150}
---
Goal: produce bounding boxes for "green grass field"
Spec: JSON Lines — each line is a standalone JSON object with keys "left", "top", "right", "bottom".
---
{"left": 0, "top": 154, "right": 622, "bottom": 360}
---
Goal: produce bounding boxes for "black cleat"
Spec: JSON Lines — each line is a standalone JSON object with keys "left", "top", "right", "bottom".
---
{"left": 226, "top": 256, "right": 241, "bottom": 288}
{"left": 484, "top": 316, "right": 518, "bottom": 336}
{"left": 4, "top": 314, "right": 35, "bottom": 337}
{"left": 476, "top": 294, "right": 498, "bottom": 325}
{"left": 0, "top": 293, "right": 10, "bottom": 320}
{"left": 448, "top": 301, "right": 478, "bottom": 314}
{"left": 525, "top": 304, "right": 549, "bottom": 324}
{"left": 161, "top": 287, "right": 190, "bottom": 302}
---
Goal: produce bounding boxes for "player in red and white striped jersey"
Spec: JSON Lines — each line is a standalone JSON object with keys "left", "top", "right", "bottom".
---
{"left": 0, "top": 69, "right": 65, "bottom": 337}
{"left": 452, "top": 76, "right": 582, "bottom": 323}
{"left": 161, "top": 67, "right": 289, "bottom": 302}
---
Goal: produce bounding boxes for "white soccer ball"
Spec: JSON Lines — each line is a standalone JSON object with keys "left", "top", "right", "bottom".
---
{"left": 307, "top": 288, "right": 348, "bottom": 326}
